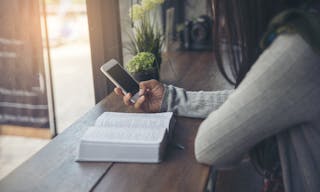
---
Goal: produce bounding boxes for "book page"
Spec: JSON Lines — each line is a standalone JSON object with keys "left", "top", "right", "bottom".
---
{"left": 95, "top": 112, "right": 173, "bottom": 131}
{"left": 82, "top": 126, "right": 166, "bottom": 144}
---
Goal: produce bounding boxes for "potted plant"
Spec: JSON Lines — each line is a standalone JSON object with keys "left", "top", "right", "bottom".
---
{"left": 125, "top": 52, "right": 159, "bottom": 82}
{"left": 127, "top": 0, "right": 164, "bottom": 70}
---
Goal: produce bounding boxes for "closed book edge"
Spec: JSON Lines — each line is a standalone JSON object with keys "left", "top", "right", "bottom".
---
{"left": 76, "top": 130, "right": 168, "bottom": 163}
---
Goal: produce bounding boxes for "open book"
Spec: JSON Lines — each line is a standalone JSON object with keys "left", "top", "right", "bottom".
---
{"left": 77, "top": 112, "right": 174, "bottom": 163}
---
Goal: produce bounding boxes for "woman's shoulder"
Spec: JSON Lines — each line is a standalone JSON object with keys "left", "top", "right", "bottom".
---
{"left": 266, "top": 33, "right": 319, "bottom": 62}
{"left": 261, "top": 8, "right": 320, "bottom": 53}
{"left": 273, "top": 34, "right": 312, "bottom": 50}
{"left": 246, "top": 33, "right": 320, "bottom": 85}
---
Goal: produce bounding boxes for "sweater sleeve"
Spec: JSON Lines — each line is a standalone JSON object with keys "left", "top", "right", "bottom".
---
{"left": 194, "top": 34, "right": 320, "bottom": 168}
{"left": 159, "top": 85, "right": 234, "bottom": 118}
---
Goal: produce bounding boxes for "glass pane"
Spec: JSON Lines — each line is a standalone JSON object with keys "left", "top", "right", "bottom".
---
{"left": 44, "top": 0, "right": 95, "bottom": 133}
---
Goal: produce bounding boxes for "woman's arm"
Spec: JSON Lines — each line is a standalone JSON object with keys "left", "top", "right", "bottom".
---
{"left": 194, "top": 34, "right": 320, "bottom": 168}
{"left": 160, "top": 85, "right": 234, "bottom": 118}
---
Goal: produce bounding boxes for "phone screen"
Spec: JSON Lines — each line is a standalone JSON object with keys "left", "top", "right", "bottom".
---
{"left": 108, "top": 64, "right": 139, "bottom": 94}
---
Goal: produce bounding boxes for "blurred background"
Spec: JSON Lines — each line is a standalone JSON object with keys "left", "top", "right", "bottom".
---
{"left": 0, "top": 0, "right": 94, "bottom": 179}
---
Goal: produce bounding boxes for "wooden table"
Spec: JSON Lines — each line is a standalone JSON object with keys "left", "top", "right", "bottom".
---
{"left": 0, "top": 52, "right": 231, "bottom": 192}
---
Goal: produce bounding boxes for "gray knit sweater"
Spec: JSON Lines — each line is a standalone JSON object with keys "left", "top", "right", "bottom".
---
{"left": 160, "top": 34, "right": 320, "bottom": 192}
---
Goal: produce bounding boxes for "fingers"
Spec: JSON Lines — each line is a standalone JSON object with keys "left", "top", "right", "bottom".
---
{"left": 139, "top": 79, "right": 157, "bottom": 90}
{"left": 114, "top": 87, "right": 124, "bottom": 96}
{"left": 138, "top": 88, "right": 144, "bottom": 96}
{"left": 139, "top": 79, "right": 158, "bottom": 96}
{"left": 114, "top": 87, "right": 143, "bottom": 108}
{"left": 134, "top": 95, "right": 145, "bottom": 109}
{"left": 123, "top": 93, "right": 133, "bottom": 106}
{"left": 114, "top": 88, "right": 133, "bottom": 106}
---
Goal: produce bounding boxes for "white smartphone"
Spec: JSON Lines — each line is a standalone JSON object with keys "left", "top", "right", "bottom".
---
{"left": 100, "top": 59, "right": 140, "bottom": 103}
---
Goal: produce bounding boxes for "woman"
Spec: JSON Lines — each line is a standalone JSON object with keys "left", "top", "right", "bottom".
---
{"left": 115, "top": 0, "right": 320, "bottom": 191}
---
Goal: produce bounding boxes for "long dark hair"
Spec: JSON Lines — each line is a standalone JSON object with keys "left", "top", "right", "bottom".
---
{"left": 212, "top": 0, "right": 306, "bottom": 85}
{"left": 212, "top": 0, "right": 307, "bottom": 177}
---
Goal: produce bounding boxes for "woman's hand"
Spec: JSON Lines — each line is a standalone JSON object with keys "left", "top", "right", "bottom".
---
{"left": 114, "top": 79, "right": 165, "bottom": 112}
